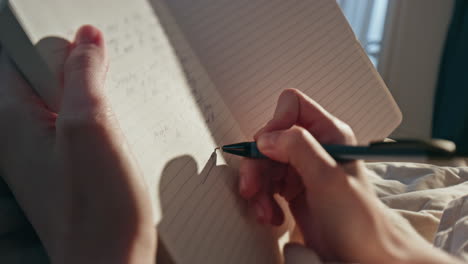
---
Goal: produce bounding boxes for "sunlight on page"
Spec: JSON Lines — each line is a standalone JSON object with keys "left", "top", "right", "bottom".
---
{"left": 7, "top": 0, "right": 284, "bottom": 263}
{"left": 5, "top": 0, "right": 403, "bottom": 262}
{"left": 165, "top": 0, "right": 402, "bottom": 144}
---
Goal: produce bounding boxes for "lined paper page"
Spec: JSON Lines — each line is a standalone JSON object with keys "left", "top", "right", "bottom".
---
{"left": 8, "top": 0, "right": 282, "bottom": 263}
{"left": 165, "top": 0, "right": 402, "bottom": 144}
{"left": 150, "top": 2, "right": 282, "bottom": 263}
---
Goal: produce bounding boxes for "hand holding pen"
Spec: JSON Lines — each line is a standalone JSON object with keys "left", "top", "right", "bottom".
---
{"left": 222, "top": 139, "right": 457, "bottom": 162}
{"left": 235, "top": 89, "right": 457, "bottom": 263}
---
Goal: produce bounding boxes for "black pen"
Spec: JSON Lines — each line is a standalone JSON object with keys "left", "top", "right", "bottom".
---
{"left": 221, "top": 139, "right": 459, "bottom": 161}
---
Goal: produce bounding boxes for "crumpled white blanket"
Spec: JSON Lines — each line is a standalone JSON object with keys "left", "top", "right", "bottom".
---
{"left": 285, "top": 162, "right": 468, "bottom": 264}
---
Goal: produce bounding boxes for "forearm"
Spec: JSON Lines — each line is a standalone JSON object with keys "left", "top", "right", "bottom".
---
{"left": 51, "top": 124, "right": 157, "bottom": 263}
{"left": 376, "top": 224, "right": 463, "bottom": 264}
{"left": 401, "top": 247, "right": 464, "bottom": 264}
{"left": 51, "top": 222, "right": 156, "bottom": 264}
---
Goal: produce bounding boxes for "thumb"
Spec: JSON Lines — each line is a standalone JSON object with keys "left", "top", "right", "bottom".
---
{"left": 257, "top": 126, "right": 342, "bottom": 189}
{"left": 60, "top": 25, "right": 109, "bottom": 118}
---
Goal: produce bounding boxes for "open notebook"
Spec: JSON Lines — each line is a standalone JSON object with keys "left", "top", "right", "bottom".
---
{"left": 0, "top": 0, "right": 402, "bottom": 263}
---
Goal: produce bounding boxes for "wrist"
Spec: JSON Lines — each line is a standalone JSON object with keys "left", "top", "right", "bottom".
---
{"left": 375, "top": 232, "right": 461, "bottom": 264}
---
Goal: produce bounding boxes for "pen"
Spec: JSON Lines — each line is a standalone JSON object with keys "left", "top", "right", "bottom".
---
{"left": 221, "top": 139, "right": 459, "bottom": 161}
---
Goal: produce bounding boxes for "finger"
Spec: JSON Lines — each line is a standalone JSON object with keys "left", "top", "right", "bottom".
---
{"left": 255, "top": 88, "right": 355, "bottom": 145}
{"left": 239, "top": 158, "right": 282, "bottom": 199}
{"left": 252, "top": 192, "right": 284, "bottom": 226}
{"left": 239, "top": 158, "right": 287, "bottom": 226}
{"left": 239, "top": 159, "right": 274, "bottom": 223}
{"left": 240, "top": 158, "right": 303, "bottom": 204}
{"left": 254, "top": 166, "right": 286, "bottom": 226}
{"left": 281, "top": 166, "right": 304, "bottom": 202}
{"left": 257, "top": 126, "right": 343, "bottom": 189}
{"left": 270, "top": 196, "right": 285, "bottom": 226}
{"left": 238, "top": 159, "right": 265, "bottom": 199}
{"left": 35, "top": 36, "right": 72, "bottom": 87}
{"left": 59, "top": 25, "right": 109, "bottom": 120}
{"left": 251, "top": 194, "right": 270, "bottom": 224}
{"left": 239, "top": 159, "right": 286, "bottom": 201}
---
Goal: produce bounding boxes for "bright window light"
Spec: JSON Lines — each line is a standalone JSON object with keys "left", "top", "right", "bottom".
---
{"left": 337, "top": 0, "right": 389, "bottom": 67}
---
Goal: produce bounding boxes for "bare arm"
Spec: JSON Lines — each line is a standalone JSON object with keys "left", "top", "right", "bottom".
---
{"left": 0, "top": 25, "right": 156, "bottom": 263}
{"left": 239, "top": 88, "right": 463, "bottom": 264}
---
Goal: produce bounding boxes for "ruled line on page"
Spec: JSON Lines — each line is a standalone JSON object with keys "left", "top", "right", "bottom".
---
{"left": 241, "top": 37, "right": 357, "bottom": 126}
{"left": 189, "top": 1, "right": 287, "bottom": 57}
{"left": 231, "top": 21, "right": 351, "bottom": 114}
{"left": 223, "top": 13, "right": 345, "bottom": 113}
{"left": 171, "top": 0, "right": 254, "bottom": 40}
{"left": 204, "top": 1, "right": 329, "bottom": 76}
{"left": 166, "top": 0, "right": 400, "bottom": 144}
{"left": 204, "top": 2, "right": 332, "bottom": 98}
{"left": 326, "top": 74, "right": 375, "bottom": 114}
{"left": 215, "top": 4, "right": 335, "bottom": 100}
{"left": 159, "top": 121, "right": 237, "bottom": 210}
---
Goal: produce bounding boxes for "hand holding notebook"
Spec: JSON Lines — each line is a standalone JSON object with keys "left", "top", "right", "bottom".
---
{"left": 1, "top": 3, "right": 464, "bottom": 262}
{"left": 0, "top": 26, "right": 156, "bottom": 263}
{"left": 0, "top": 0, "right": 403, "bottom": 263}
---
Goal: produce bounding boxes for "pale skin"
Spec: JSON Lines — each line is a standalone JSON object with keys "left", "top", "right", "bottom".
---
{"left": 0, "top": 26, "right": 155, "bottom": 263}
{"left": 0, "top": 25, "right": 463, "bottom": 263}
{"left": 239, "top": 88, "right": 464, "bottom": 264}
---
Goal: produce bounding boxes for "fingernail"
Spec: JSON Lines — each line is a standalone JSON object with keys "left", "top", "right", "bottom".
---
{"left": 254, "top": 203, "right": 265, "bottom": 223}
{"left": 75, "top": 25, "right": 100, "bottom": 45}
{"left": 257, "top": 131, "right": 280, "bottom": 152}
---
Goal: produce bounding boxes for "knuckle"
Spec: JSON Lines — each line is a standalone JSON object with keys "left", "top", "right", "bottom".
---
{"left": 333, "top": 119, "right": 357, "bottom": 144}
{"left": 289, "top": 126, "right": 309, "bottom": 144}
{"left": 65, "top": 44, "right": 105, "bottom": 73}
{"left": 286, "top": 126, "right": 310, "bottom": 145}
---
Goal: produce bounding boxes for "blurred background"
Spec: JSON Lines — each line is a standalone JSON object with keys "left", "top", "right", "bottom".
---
{"left": 337, "top": 0, "right": 389, "bottom": 67}
{"left": 337, "top": 0, "right": 468, "bottom": 153}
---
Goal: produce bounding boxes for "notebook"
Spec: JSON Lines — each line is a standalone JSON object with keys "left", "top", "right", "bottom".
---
{"left": 0, "top": 0, "right": 402, "bottom": 263}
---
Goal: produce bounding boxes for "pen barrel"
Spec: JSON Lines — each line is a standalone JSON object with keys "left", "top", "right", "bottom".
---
{"left": 223, "top": 139, "right": 457, "bottom": 161}
{"left": 250, "top": 142, "right": 267, "bottom": 159}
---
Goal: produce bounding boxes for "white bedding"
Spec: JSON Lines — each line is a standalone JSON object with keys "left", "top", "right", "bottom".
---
{"left": 285, "top": 162, "right": 468, "bottom": 263}
{"left": 369, "top": 162, "right": 468, "bottom": 259}
{"left": 1, "top": 162, "right": 467, "bottom": 263}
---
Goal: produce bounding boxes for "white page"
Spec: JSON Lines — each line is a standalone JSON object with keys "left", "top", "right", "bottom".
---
{"left": 6, "top": 0, "right": 282, "bottom": 263}
{"left": 164, "top": 0, "right": 402, "bottom": 144}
